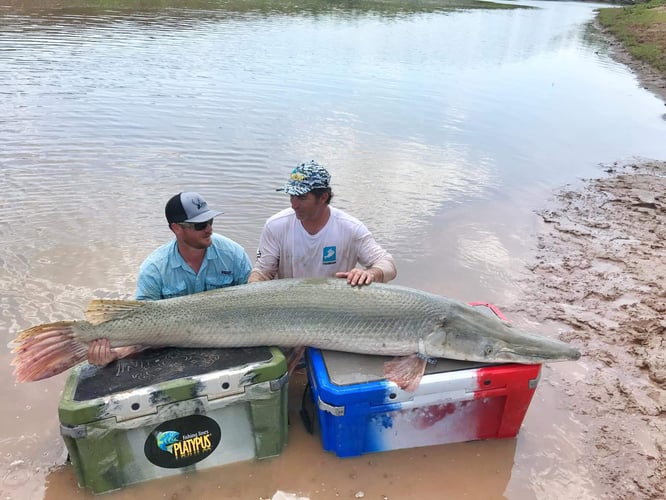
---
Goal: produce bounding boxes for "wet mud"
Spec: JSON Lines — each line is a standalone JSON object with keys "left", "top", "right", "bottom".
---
{"left": 510, "top": 160, "right": 666, "bottom": 499}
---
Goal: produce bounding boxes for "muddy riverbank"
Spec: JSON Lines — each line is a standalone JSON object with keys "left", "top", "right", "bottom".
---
{"left": 510, "top": 159, "right": 665, "bottom": 498}
{"left": 596, "top": 14, "right": 666, "bottom": 104}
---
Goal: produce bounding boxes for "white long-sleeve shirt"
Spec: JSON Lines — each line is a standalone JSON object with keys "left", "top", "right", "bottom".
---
{"left": 252, "top": 206, "right": 397, "bottom": 282}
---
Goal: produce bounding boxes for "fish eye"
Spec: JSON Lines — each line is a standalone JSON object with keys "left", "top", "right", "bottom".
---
{"left": 484, "top": 345, "right": 493, "bottom": 356}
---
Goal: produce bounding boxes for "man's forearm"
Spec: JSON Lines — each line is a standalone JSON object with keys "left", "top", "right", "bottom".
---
{"left": 248, "top": 269, "right": 272, "bottom": 283}
{"left": 366, "top": 267, "right": 384, "bottom": 283}
{"left": 369, "top": 257, "right": 397, "bottom": 283}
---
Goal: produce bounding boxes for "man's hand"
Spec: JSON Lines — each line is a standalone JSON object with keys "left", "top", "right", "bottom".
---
{"left": 87, "top": 338, "right": 118, "bottom": 366}
{"left": 88, "top": 339, "right": 146, "bottom": 366}
{"left": 336, "top": 267, "right": 382, "bottom": 286}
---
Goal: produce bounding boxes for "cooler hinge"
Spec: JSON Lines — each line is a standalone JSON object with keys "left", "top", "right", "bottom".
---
{"left": 60, "top": 423, "right": 87, "bottom": 439}
{"left": 270, "top": 372, "right": 289, "bottom": 392}
{"left": 528, "top": 370, "right": 541, "bottom": 390}
{"left": 317, "top": 397, "right": 345, "bottom": 416}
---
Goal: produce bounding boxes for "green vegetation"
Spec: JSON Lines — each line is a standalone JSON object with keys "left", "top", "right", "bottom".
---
{"left": 598, "top": 0, "right": 666, "bottom": 72}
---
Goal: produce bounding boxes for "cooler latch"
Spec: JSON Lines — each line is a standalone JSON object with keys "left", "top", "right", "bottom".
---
{"left": 318, "top": 397, "right": 345, "bottom": 416}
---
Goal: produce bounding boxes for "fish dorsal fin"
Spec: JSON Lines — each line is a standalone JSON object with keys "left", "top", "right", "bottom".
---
{"left": 84, "top": 299, "right": 147, "bottom": 326}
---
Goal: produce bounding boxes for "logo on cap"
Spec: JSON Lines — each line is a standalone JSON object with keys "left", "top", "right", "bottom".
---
{"left": 191, "top": 197, "right": 205, "bottom": 210}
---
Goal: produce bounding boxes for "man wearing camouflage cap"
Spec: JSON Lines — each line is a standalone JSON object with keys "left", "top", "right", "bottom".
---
{"left": 249, "top": 160, "right": 397, "bottom": 286}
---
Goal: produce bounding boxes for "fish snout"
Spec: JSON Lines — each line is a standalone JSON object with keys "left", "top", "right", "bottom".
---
{"left": 495, "top": 341, "right": 581, "bottom": 363}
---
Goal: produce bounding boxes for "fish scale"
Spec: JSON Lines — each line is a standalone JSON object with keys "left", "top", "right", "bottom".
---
{"left": 10, "top": 278, "right": 581, "bottom": 384}
{"left": 78, "top": 279, "right": 440, "bottom": 352}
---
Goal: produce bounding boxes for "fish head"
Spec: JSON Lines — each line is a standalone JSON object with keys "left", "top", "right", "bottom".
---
{"left": 423, "top": 303, "right": 581, "bottom": 364}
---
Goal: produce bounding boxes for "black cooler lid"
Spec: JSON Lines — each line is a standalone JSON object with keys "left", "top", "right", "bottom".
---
{"left": 73, "top": 347, "right": 274, "bottom": 401}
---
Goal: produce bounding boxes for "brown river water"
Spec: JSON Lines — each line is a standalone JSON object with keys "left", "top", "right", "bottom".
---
{"left": 1, "top": 0, "right": 665, "bottom": 498}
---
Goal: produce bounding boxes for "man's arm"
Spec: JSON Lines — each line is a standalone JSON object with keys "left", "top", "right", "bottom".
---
{"left": 335, "top": 259, "right": 396, "bottom": 286}
{"left": 248, "top": 269, "right": 273, "bottom": 282}
{"left": 342, "top": 227, "right": 397, "bottom": 285}
{"left": 367, "top": 256, "right": 397, "bottom": 283}
{"left": 231, "top": 244, "right": 254, "bottom": 285}
{"left": 88, "top": 261, "right": 161, "bottom": 366}
{"left": 249, "top": 224, "right": 280, "bottom": 282}
{"left": 88, "top": 340, "right": 146, "bottom": 366}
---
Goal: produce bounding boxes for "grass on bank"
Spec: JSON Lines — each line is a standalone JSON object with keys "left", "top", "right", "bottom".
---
{"left": 598, "top": 0, "right": 666, "bottom": 72}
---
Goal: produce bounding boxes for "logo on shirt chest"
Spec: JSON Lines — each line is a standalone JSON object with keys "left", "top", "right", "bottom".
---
{"left": 322, "top": 246, "right": 336, "bottom": 265}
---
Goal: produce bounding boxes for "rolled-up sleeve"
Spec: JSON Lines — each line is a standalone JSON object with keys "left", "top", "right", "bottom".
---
{"left": 250, "top": 223, "right": 281, "bottom": 281}
{"left": 356, "top": 230, "right": 397, "bottom": 283}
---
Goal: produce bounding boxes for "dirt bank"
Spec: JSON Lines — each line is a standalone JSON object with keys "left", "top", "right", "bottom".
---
{"left": 595, "top": 16, "right": 666, "bottom": 104}
{"left": 512, "top": 160, "right": 665, "bottom": 498}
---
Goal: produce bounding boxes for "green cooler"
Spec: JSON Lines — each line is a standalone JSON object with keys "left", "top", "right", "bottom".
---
{"left": 58, "top": 346, "right": 288, "bottom": 494}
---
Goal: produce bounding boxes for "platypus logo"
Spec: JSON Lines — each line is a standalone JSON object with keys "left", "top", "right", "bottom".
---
{"left": 145, "top": 415, "right": 221, "bottom": 469}
{"left": 323, "top": 246, "right": 336, "bottom": 264}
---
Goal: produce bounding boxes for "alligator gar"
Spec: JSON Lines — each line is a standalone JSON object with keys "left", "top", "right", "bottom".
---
{"left": 10, "top": 278, "right": 580, "bottom": 389}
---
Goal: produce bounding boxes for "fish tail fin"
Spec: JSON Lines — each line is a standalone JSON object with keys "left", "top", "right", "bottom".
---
{"left": 9, "top": 321, "right": 89, "bottom": 382}
{"left": 383, "top": 354, "right": 428, "bottom": 392}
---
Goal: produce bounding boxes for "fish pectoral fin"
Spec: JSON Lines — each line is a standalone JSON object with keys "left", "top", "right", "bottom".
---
{"left": 113, "top": 345, "right": 148, "bottom": 359}
{"left": 84, "top": 299, "right": 147, "bottom": 325}
{"left": 383, "top": 354, "right": 427, "bottom": 392}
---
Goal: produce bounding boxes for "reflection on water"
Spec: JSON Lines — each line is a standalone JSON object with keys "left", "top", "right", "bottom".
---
{"left": 2, "top": 0, "right": 517, "bottom": 16}
{"left": 1, "top": 0, "right": 665, "bottom": 498}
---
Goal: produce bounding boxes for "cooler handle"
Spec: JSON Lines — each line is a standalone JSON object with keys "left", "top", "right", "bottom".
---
{"left": 299, "top": 382, "right": 316, "bottom": 435}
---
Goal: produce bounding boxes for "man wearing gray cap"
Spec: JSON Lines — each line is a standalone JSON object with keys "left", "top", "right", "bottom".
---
{"left": 135, "top": 191, "right": 252, "bottom": 299}
{"left": 249, "top": 160, "right": 397, "bottom": 286}
{"left": 88, "top": 191, "right": 252, "bottom": 365}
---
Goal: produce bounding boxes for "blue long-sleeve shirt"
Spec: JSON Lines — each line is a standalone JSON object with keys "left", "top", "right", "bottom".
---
{"left": 135, "top": 233, "right": 252, "bottom": 300}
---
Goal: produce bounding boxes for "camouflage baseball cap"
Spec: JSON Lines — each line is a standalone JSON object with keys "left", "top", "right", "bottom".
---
{"left": 277, "top": 160, "right": 331, "bottom": 196}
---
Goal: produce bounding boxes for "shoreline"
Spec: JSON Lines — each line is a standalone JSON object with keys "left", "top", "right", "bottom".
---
{"left": 594, "top": 17, "right": 666, "bottom": 104}
{"left": 513, "top": 160, "right": 666, "bottom": 498}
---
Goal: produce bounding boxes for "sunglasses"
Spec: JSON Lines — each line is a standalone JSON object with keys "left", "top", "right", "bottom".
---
{"left": 177, "top": 219, "right": 213, "bottom": 231}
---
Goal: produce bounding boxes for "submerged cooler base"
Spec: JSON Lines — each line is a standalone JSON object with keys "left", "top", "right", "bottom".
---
{"left": 304, "top": 303, "right": 542, "bottom": 458}
{"left": 59, "top": 346, "right": 288, "bottom": 494}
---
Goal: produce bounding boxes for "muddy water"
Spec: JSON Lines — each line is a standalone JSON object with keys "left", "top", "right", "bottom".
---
{"left": 1, "top": 0, "right": 666, "bottom": 498}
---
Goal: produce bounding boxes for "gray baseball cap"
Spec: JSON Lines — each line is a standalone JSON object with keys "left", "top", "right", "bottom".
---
{"left": 165, "top": 192, "right": 222, "bottom": 223}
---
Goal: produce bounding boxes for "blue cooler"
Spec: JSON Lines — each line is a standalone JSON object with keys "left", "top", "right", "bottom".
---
{"left": 302, "top": 304, "right": 541, "bottom": 457}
